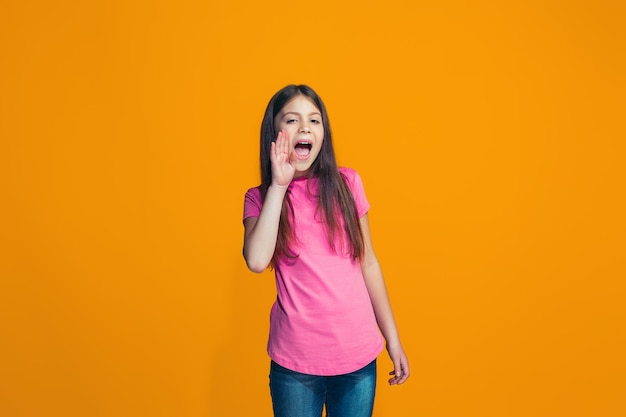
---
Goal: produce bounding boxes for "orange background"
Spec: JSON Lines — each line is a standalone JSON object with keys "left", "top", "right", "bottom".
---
{"left": 1, "top": 1, "right": 625, "bottom": 416}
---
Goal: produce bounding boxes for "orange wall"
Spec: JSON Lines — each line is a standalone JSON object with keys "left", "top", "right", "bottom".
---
{"left": 1, "top": 1, "right": 624, "bottom": 416}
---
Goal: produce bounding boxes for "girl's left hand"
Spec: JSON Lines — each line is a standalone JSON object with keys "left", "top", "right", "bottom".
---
{"left": 387, "top": 343, "right": 410, "bottom": 385}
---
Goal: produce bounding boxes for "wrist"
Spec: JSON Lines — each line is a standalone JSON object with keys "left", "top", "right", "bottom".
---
{"left": 269, "top": 183, "right": 290, "bottom": 192}
{"left": 385, "top": 337, "right": 402, "bottom": 350}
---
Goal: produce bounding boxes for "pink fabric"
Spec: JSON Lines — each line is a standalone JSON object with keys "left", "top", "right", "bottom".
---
{"left": 243, "top": 168, "right": 384, "bottom": 376}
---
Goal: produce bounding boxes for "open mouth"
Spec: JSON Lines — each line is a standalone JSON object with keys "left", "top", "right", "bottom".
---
{"left": 294, "top": 141, "right": 312, "bottom": 158}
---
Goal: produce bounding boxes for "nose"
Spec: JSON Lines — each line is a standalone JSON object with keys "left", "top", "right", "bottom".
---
{"left": 299, "top": 125, "right": 311, "bottom": 133}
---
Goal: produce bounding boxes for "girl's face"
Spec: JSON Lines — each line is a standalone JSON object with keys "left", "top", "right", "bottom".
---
{"left": 275, "top": 95, "right": 324, "bottom": 177}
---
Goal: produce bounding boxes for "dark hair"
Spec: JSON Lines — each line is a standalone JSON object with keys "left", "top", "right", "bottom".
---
{"left": 259, "top": 84, "right": 364, "bottom": 265}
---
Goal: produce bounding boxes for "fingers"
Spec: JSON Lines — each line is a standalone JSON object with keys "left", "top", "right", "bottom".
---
{"left": 271, "top": 130, "right": 283, "bottom": 161}
{"left": 279, "top": 130, "right": 297, "bottom": 166}
{"left": 387, "top": 359, "right": 410, "bottom": 385}
{"left": 271, "top": 131, "right": 280, "bottom": 157}
{"left": 270, "top": 130, "right": 295, "bottom": 187}
{"left": 276, "top": 129, "right": 289, "bottom": 157}
{"left": 289, "top": 144, "right": 298, "bottom": 164}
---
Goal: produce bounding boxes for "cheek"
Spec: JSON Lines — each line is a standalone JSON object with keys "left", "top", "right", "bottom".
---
{"left": 284, "top": 125, "right": 298, "bottom": 134}
{"left": 315, "top": 127, "right": 324, "bottom": 140}
{"left": 277, "top": 124, "right": 294, "bottom": 137}
{"left": 314, "top": 139, "right": 324, "bottom": 154}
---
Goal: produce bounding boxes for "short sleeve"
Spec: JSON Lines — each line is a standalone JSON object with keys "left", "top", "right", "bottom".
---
{"left": 340, "top": 168, "right": 370, "bottom": 218}
{"left": 243, "top": 186, "right": 263, "bottom": 222}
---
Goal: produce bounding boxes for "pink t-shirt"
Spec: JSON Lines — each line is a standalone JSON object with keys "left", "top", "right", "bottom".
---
{"left": 243, "top": 167, "right": 384, "bottom": 376}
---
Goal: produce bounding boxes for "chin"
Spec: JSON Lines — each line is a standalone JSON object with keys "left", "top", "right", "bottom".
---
{"left": 296, "top": 161, "right": 312, "bottom": 171}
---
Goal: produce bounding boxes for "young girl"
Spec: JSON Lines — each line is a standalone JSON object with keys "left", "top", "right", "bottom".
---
{"left": 243, "top": 84, "right": 409, "bottom": 417}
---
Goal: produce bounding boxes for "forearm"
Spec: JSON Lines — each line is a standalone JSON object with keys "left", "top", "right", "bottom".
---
{"left": 243, "top": 184, "right": 287, "bottom": 272}
{"left": 362, "top": 260, "right": 402, "bottom": 347}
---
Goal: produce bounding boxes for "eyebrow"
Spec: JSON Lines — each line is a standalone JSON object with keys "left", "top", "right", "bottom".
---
{"left": 281, "top": 111, "right": 322, "bottom": 117}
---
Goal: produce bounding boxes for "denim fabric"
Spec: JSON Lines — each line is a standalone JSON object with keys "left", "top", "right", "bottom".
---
{"left": 269, "top": 359, "right": 377, "bottom": 417}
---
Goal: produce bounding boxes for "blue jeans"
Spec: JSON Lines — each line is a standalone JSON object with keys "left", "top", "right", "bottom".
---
{"left": 269, "top": 359, "right": 377, "bottom": 417}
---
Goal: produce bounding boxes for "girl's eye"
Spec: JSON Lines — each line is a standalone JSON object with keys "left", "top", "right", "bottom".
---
{"left": 311, "top": 119, "right": 321, "bottom": 124}
{"left": 286, "top": 119, "right": 297, "bottom": 124}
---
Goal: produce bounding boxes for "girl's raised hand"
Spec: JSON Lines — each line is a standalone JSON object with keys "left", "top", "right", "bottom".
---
{"left": 270, "top": 129, "right": 296, "bottom": 187}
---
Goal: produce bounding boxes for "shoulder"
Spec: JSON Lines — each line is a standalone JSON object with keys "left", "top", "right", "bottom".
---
{"left": 339, "top": 166, "right": 357, "bottom": 176}
{"left": 338, "top": 167, "right": 370, "bottom": 215}
{"left": 245, "top": 185, "right": 262, "bottom": 199}
{"left": 338, "top": 166, "right": 360, "bottom": 181}
{"left": 243, "top": 185, "right": 263, "bottom": 221}
{"left": 338, "top": 167, "right": 364, "bottom": 188}
{"left": 244, "top": 185, "right": 263, "bottom": 208}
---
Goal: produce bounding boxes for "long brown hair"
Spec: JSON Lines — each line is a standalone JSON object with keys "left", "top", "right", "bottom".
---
{"left": 259, "top": 85, "right": 364, "bottom": 266}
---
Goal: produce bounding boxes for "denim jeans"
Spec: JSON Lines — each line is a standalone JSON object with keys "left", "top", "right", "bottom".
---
{"left": 269, "top": 359, "right": 377, "bottom": 417}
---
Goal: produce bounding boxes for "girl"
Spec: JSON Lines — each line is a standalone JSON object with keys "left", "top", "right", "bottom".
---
{"left": 243, "top": 84, "right": 409, "bottom": 417}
